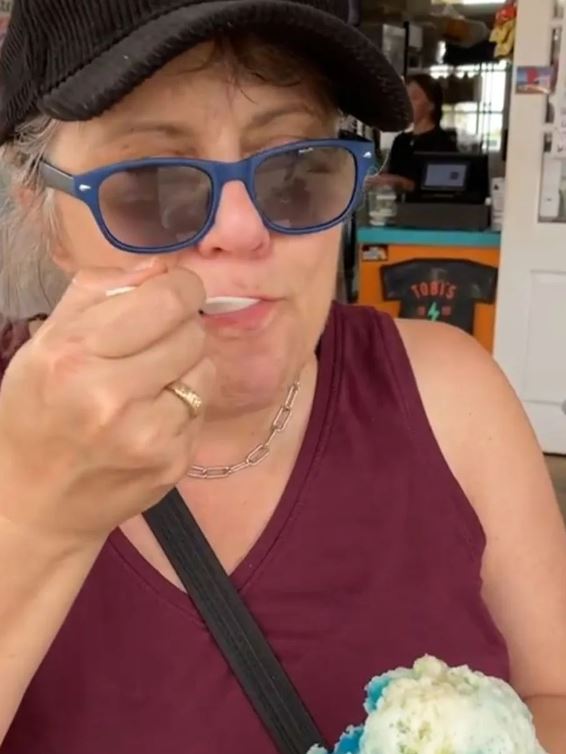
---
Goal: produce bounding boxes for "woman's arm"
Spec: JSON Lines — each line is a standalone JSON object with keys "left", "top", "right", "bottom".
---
{"left": 0, "top": 264, "right": 212, "bottom": 742}
{"left": 366, "top": 173, "right": 416, "bottom": 194}
{"left": 399, "top": 320, "right": 566, "bottom": 753}
{"left": 366, "top": 134, "right": 416, "bottom": 194}
{"left": 527, "top": 697, "right": 566, "bottom": 753}
{"left": 0, "top": 505, "right": 102, "bottom": 743}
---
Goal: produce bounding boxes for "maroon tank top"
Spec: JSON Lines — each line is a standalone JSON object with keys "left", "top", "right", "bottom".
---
{"left": 1, "top": 305, "right": 509, "bottom": 754}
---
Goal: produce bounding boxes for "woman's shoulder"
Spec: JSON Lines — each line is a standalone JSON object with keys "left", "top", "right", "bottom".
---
{"left": 426, "top": 126, "right": 458, "bottom": 150}
{"left": 0, "top": 317, "right": 31, "bottom": 381}
{"left": 394, "top": 318, "right": 531, "bottom": 499}
{"left": 392, "top": 130, "right": 412, "bottom": 147}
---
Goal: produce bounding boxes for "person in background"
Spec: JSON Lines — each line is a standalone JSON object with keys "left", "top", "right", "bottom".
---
{"left": 370, "top": 73, "right": 458, "bottom": 194}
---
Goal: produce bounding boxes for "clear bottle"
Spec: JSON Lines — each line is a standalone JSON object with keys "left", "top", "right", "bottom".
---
{"left": 368, "top": 185, "right": 397, "bottom": 226}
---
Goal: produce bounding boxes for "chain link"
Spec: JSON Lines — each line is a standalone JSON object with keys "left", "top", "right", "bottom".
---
{"left": 186, "top": 382, "right": 300, "bottom": 480}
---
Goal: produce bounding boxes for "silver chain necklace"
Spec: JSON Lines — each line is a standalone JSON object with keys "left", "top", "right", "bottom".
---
{"left": 186, "top": 382, "right": 300, "bottom": 480}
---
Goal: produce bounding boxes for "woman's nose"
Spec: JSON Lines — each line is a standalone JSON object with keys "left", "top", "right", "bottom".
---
{"left": 195, "top": 181, "right": 271, "bottom": 260}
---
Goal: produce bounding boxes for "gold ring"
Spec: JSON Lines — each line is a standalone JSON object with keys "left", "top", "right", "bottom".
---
{"left": 166, "top": 382, "right": 204, "bottom": 419}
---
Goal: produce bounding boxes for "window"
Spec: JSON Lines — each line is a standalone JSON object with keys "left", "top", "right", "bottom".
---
{"left": 429, "top": 61, "right": 510, "bottom": 153}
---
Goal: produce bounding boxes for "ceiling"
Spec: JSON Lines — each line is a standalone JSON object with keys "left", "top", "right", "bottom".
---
{"left": 360, "top": 0, "right": 503, "bottom": 23}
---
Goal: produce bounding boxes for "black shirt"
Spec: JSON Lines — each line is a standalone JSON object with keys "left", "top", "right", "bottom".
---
{"left": 387, "top": 127, "right": 458, "bottom": 183}
{"left": 381, "top": 259, "right": 498, "bottom": 334}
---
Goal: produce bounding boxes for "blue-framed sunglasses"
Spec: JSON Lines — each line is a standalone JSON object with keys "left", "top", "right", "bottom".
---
{"left": 39, "top": 138, "right": 375, "bottom": 254}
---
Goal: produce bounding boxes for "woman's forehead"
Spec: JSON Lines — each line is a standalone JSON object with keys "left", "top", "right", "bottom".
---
{"left": 58, "top": 48, "right": 333, "bottom": 155}
{"left": 52, "top": 54, "right": 335, "bottom": 168}
{"left": 114, "top": 48, "right": 322, "bottom": 118}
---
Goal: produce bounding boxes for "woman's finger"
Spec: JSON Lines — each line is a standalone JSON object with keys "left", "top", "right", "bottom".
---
{"left": 155, "top": 355, "right": 216, "bottom": 423}
{"left": 80, "top": 318, "right": 207, "bottom": 401}
{"left": 106, "top": 356, "right": 216, "bottom": 481}
{"left": 46, "top": 259, "right": 165, "bottom": 323}
{"left": 77, "top": 267, "right": 206, "bottom": 358}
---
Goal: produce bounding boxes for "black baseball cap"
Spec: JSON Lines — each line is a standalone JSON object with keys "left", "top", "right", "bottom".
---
{"left": 0, "top": 0, "right": 412, "bottom": 145}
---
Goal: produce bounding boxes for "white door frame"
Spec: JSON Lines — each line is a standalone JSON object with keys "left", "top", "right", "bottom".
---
{"left": 494, "top": 0, "right": 566, "bottom": 453}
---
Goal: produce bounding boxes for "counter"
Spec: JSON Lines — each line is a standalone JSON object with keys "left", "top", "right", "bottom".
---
{"left": 356, "top": 226, "right": 501, "bottom": 352}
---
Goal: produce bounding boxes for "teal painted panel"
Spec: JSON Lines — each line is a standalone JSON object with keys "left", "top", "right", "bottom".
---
{"left": 357, "top": 227, "right": 501, "bottom": 249}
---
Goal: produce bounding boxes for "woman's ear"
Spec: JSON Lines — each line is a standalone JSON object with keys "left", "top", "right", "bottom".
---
{"left": 13, "top": 182, "right": 74, "bottom": 275}
{"left": 49, "top": 243, "right": 77, "bottom": 275}
{"left": 47, "top": 213, "right": 77, "bottom": 275}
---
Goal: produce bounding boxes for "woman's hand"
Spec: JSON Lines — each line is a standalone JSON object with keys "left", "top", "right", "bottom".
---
{"left": 366, "top": 173, "right": 416, "bottom": 194}
{"left": 0, "top": 260, "right": 215, "bottom": 547}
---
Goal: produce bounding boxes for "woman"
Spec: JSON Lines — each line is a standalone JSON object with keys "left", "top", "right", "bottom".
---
{"left": 0, "top": 1, "right": 564, "bottom": 753}
{"left": 371, "top": 73, "right": 458, "bottom": 194}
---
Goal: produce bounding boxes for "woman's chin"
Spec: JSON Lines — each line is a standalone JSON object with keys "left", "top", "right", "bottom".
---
{"left": 204, "top": 314, "right": 315, "bottom": 417}
{"left": 207, "top": 357, "right": 301, "bottom": 418}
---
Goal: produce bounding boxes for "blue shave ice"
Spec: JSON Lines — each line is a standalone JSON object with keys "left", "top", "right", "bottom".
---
{"left": 310, "top": 676, "right": 392, "bottom": 754}
{"left": 308, "top": 657, "right": 547, "bottom": 754}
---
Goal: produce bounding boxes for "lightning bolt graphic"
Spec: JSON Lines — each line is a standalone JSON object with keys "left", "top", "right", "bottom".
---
{"left": 427, "top": 302, "right": 440, "bottom": 322}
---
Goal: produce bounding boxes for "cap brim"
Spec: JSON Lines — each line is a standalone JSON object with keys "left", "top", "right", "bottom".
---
{"left": 39, "top": 0, "right": 411, "bottom": 132}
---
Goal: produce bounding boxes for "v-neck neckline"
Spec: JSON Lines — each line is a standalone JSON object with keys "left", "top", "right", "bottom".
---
{"left": 109, "top": 304, "right": 342, "bottom": 619}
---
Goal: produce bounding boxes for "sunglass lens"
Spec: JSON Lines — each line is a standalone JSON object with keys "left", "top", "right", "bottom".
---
{"left": 254, "top": 145, "right": 356, "bottom": 231}
{"left": 99, "top": 165, "right": 212, "bottom": 250}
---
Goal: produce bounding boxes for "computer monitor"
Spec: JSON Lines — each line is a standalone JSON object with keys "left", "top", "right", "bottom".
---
{"left": 409, "top": 152, "right": 489, "bottom": 205}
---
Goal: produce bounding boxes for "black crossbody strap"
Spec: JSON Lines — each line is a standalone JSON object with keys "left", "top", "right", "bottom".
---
{"left": 143, "top": 489, "right": 326, "bottom": 754}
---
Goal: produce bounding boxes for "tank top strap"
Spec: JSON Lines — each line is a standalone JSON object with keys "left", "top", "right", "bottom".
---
{"left": 349, "top": 305, "right": 485, "bottom": 556}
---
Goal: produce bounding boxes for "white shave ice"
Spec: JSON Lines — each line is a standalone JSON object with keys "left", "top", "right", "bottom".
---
{"left": 361, "top": 657, "right": 546, "bottom": 754}
{"left": 310, "top": 656, "right": 547, "bottom": 754}
{"left": 201, "top": 297, "right": 260, "bottom": 315}
{"left": 361, "top": 657, "right": 545, "bottom": 754}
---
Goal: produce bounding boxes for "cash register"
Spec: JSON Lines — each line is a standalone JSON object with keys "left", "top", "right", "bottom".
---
{"left": 395, "top": 152, "right": 490, "bottom": 231}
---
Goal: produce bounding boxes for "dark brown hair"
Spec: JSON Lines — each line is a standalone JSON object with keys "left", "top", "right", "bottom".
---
{"left": 192, "top": 32, "right": 338, "bottom": 116}
{"left": 407, "top": 73, "right": 444, "bottom": 127}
